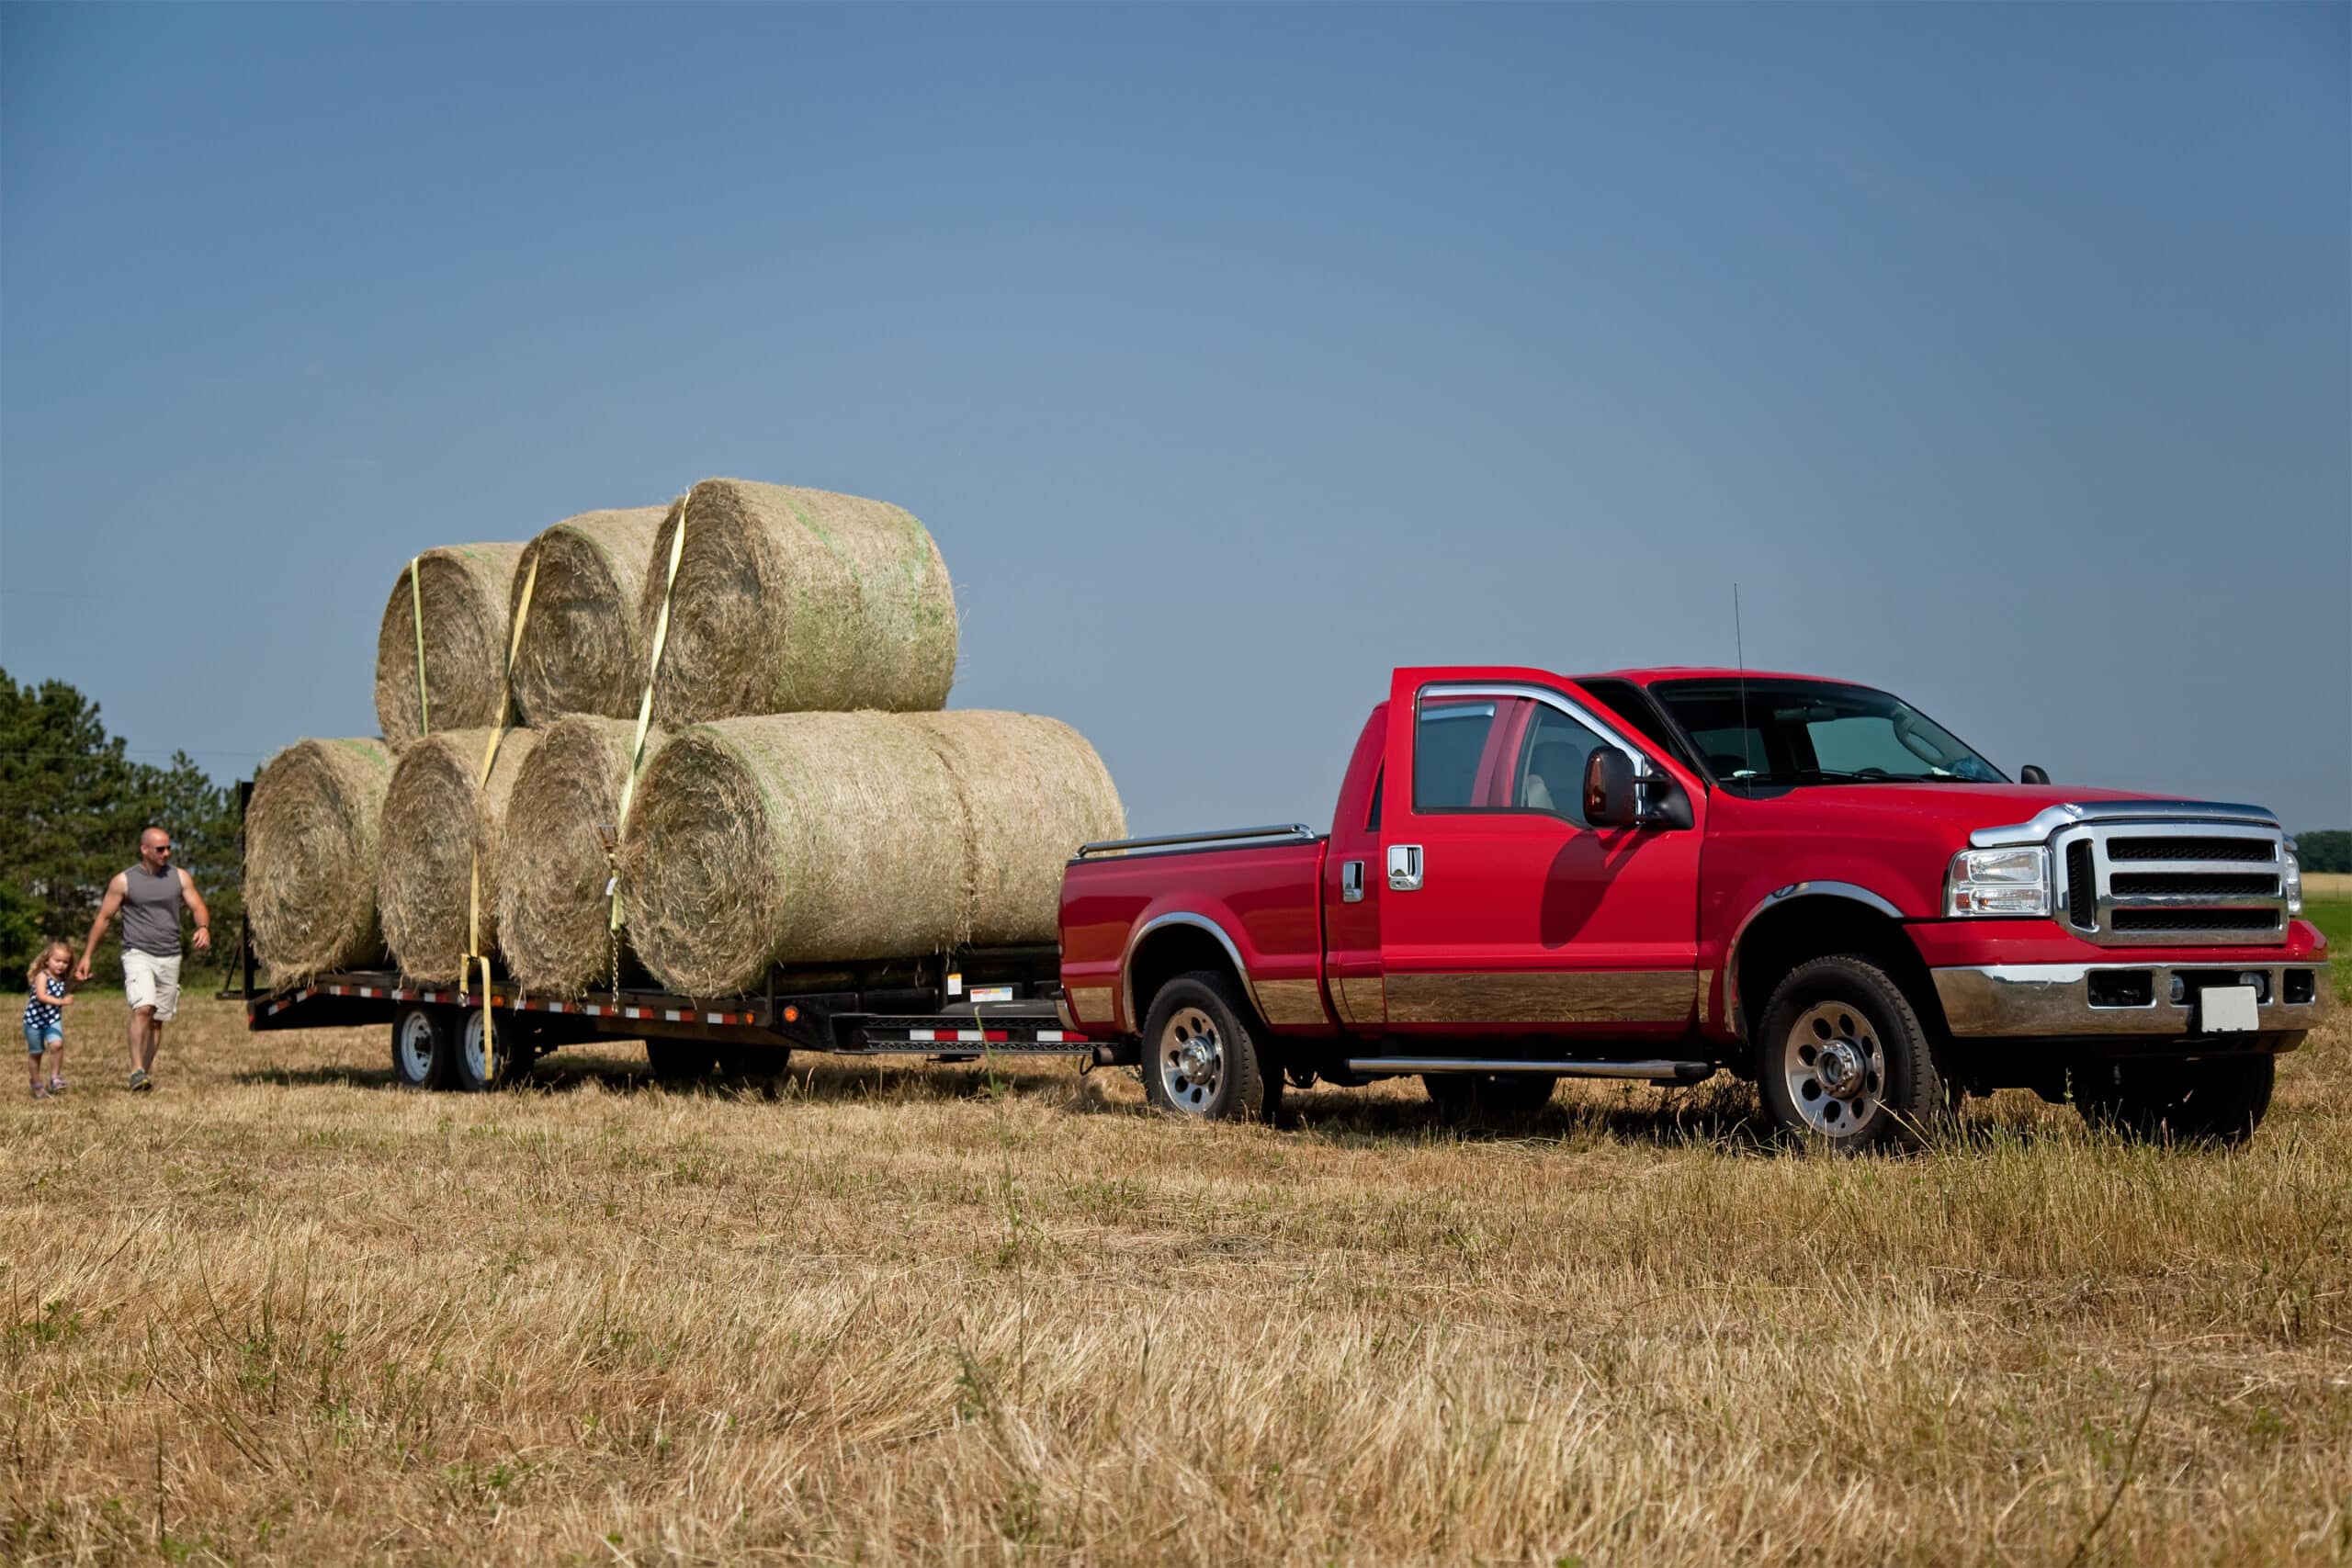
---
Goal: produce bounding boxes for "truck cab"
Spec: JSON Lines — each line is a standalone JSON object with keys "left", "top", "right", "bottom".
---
{"left": 1059, "top": 664, "right": 2330, "bottom": 1149}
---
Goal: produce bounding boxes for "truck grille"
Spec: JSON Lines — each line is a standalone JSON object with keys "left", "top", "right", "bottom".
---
{"left": 2054, "top": 823, "right": 2290, "bottom": 946}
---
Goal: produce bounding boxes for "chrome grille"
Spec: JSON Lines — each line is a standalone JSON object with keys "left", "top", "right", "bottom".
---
{"left": 2052, "top": 821, "right": 2290, "bottom": 946}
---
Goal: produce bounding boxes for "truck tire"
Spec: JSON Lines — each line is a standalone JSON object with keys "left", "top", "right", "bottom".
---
{"left": 449, "top": 1010, "right": 522, "bottom": 1092}
{"left": 645, "top": 1038, "right": 718, "bottom": 1087}
{"left": 1756, "top": 954, "right": 1947, "bottom": 1153}
{"left": 1142, "top": 970, "right": 1282, "bottom": 1123}
{"left": 1422, "top": 1073, "right": 1556, "bottom": 1123}
{"left": 390, "top": 1004, "right": 453, "bottom": 1091}
{"left": 2070, "top": 1055, "right": 2274, "bottom": 1145}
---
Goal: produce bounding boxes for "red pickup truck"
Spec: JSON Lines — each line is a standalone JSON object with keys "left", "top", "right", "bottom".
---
{"left": 1059, "top": 665, "right": 2331, "bottom": 1149}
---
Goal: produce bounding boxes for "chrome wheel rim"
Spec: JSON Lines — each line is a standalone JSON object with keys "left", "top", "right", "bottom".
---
{"left": 396, "top": 1012, "right": 435, "bottom": 1083}
{"left": 1783, "top": 1000, "right": 1885, "bottom": 1136}
{"left": 461, "top": 1011, "right": 488, "bottom": 1086}
{"left": 1157, "top": 1007, "right": 1224, "bottom": 1114}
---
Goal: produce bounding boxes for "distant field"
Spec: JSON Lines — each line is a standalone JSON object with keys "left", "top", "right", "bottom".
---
{"left": 2305, "top": 870, "right": 2352, "bottom": 900}
{"left": 1, "top": 987, "right": 2346, "bottom": 1564}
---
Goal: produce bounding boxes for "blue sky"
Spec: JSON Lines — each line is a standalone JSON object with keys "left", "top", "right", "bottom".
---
{"left": 3, "top": 3, "right": 2346, "bottom": 832}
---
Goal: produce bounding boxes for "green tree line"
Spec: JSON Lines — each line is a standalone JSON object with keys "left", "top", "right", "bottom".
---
{"left": 0, "top": 670, "right": 245, "bottom": 983}
{"left": 2298, "top": 830, "right": 2350, "bottom": 874}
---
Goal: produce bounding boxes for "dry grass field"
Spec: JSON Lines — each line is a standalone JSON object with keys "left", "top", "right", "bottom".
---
{"left": 3, "top": 927, "right": 2346, "bottom": 1565}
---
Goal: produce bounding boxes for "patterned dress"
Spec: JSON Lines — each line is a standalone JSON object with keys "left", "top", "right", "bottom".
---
{"left": 24, "top": 974, "right": 64, "bottom": 1043}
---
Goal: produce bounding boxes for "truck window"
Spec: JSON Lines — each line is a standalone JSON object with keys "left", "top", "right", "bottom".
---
{"left": 1512, "top": 705, "right": 1608, "bottom": 825}
{"left": 1579, "top": 678, "right": 1702, "bottom": 775}
{"left": 1414, "top": 701, "right": 1496, "bottom": 808}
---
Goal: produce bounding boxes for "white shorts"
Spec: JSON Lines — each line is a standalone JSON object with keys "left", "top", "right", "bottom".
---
{"left": 124, "top": 951, "right": 182, "bottom": 1022}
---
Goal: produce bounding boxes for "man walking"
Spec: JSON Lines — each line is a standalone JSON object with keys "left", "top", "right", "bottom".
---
{"left": 76, "top": 827, "right": 211, "bottom": 1092}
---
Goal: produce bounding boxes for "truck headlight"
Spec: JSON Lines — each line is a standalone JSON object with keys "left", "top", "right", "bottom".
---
{"left": 2283, "top": 845, "right": 2302, "bottom": 916}
{"left": 1946, "top": 846, "right": 2051, "bottom": 917}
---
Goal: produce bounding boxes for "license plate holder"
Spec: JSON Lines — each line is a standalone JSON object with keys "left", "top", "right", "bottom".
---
{"left": 2199, "top": 985, "right": 2260, "bottom": 1033}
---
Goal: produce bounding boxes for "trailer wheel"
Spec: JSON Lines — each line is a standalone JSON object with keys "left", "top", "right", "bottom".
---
{"left": 1755, "top": 954, "right": 1946, "bottom": 1153}
{"left": 2070, "top": 1055, "right": 2273, "bottom": 1145}
{"left": 1141, "top": 970, "right": 1281, "bottom": 1122}
{"left": 645, "top": 1038, "right": 718, "bottom": 1087}
{"left": 390, "top": 1004, "right": 452, "bottom": 1091}
{"left": 1422, "top": 1072, "right": 1556, "bottom": 1123}
{"left": 449, "top": 1010, "right": 522, "bottom": 1092}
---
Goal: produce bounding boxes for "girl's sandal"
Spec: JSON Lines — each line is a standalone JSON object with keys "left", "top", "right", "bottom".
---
{"left": 46, "top": 1077, "right": 65, "bottom": 1096}
{"left": 29, "top": 1083, "right": 49, "bottom": 1100}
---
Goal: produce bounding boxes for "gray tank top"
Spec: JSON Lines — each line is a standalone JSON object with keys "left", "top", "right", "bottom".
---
{"left": 121, "top": 864, "right": 186, "bottom": 957}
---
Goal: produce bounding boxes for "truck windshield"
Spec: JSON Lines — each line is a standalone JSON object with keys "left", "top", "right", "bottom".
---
{"left": 1647, "top": 679, "right": 2006, "bottom": 787}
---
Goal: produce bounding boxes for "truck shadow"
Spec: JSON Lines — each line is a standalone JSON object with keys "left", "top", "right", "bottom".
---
{"left": 1282, "top": 1080, "right": 1781, "bottom": 1151}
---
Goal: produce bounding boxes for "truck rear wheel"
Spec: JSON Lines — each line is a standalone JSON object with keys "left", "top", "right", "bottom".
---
{"left": 1423, "top": 1073, "right": 1556, "bottom": 1123}
{"left": 390, "top": 1004, "right": 452, "bottom": 1091}
{"left": 1756, "top": 954, "right": 1946, "bottom": 1153}
{"left": 2070, "top": 1055, "right": 2273, "bottom": 1145}
{"left": 1142, "top": 971, "right": 1281, "bottom": 1122}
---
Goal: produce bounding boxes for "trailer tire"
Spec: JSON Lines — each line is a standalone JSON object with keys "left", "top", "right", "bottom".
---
{"left": 1422, "top": 1072, "right": 1556, "bottom": 1123}
{"left": 390, "top": 1004, "right": 453, "bottom": 1091}
{"left": 645, "top": 1038, "right": 718, "bottom": 1087}
{"left": 2070, "top": 1055, "right": 2273, "bottom": 1145}
{"left": 449, "top": 1009, "right": 522, "bottom": 1092}
{"left": 1141, "top": 970, "right": 1281, "bottom": 1123}
{"left": 1755, "top": 954, "right": 1946, "bottom": 1153}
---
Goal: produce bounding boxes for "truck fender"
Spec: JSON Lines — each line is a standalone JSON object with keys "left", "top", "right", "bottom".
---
{"left": 1722, "top": 881, "right": 1908, "bottom": 1040}
{"left": 1122, "top": 910, "right": 1261, "bottom": 1033}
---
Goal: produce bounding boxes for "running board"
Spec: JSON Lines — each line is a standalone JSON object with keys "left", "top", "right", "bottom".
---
{"left": 1347, "top": 1057, "right": 1716, "bottom": 1085}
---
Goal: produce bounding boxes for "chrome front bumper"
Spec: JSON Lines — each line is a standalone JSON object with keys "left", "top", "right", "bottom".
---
{"left": 1932, "top": 963, "right": 2332, "bottom": 1039}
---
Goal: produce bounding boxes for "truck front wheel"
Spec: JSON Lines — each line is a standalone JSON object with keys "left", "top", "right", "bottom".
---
{"left": 1756, "top": 954, "right": 1946, "bottom": 1153}
{"left": 1142, "top": 971, "right": 1282, "bottom": 1123}
{"left": 2069, "top": 1055, "right": 2273, "bottom": 1145}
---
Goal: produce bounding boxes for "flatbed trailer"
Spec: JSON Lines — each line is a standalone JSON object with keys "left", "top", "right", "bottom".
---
{"left": 232, "top": 937, "right": 1133, "bottom": 1092}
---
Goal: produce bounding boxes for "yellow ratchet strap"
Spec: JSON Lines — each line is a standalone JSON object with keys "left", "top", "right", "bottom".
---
{"left": 466, "top": 555, "right": 539, "bottom": 1084}
{"left": 409, "top": 556, "right": 430, "bottom": 737}
{"left": 608, "top": 489, "right": 690, "bottom": 937}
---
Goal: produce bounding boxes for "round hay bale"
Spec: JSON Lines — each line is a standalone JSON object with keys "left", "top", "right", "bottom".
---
{"left": 495, "top": 716, "right": 668, "bottom": 997}
{"left": 508, "top": 507, "right": 667, "bottom": 725}
{"left": 376, "top": 728, "right": 539, "bottom": 984}
{"left": 373, "top": 542, "right": 527, "bottom": 749}
{"left": 619, "top": 710, "right": 1125, "bottom": 997}
{"left": 245, "top": 738, "right": 394, "bottom": 983}
{"left": 639, "top": 479, "right": 958, "bottom": 728}
{"left": 903, "top": 710, "right": 1126, "bottom": 944}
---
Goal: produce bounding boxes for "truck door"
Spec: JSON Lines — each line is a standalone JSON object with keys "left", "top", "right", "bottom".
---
{"left": 1322, "top": 704, "right": 1388, "bottom": 1031}
{"left": 1377, "top": 669, "right": 1704, "bottom": 1039}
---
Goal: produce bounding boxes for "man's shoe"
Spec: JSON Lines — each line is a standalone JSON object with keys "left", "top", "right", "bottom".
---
{"left": 128, "top": 1069, "right": 151, "bottom": 1093}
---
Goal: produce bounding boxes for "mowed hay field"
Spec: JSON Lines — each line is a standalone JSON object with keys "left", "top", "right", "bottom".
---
{"left": 3, "top": 921, "right": 2346, "bottom": 1565}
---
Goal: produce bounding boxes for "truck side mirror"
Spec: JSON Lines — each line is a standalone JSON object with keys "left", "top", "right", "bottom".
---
{"left": 1583, "top": 749, "right": 1636, "bottom": 828}
{"left": 2020, "top": 764, "right": 2050, "bottom": 785}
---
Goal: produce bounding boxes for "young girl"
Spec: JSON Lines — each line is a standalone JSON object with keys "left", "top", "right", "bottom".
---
{"left": 24, "top": 941, "right": 73, "bottom": 1099}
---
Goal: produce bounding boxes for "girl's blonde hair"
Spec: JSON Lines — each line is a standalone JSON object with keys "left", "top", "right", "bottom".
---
{"left": 27, "top": 941, "right": 71, "bottom": 987}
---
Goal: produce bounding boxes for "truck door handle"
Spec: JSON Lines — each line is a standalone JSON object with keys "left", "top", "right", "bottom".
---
{"left": 1387, "top": 844, "right": 1423, "bottom": 892}
{"left": 1340, "top": 860, "right": 1364, "bottom": 902}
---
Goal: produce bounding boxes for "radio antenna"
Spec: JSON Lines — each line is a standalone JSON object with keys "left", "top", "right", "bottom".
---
{"left": 1734, "top": 583, "right": 1756, "bottom": 778}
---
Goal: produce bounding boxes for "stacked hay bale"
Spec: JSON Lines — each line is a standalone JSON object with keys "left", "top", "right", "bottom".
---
{"left": 641, "top": 479, "right": 958, "bottom": 726}
{"left": 617, "top": 711, "right": 1124, "bottom": 997}
{"left": 507, "top": 508, "right": 667, "bottom": 725}
{"left": 495, "top": 716, "right": 665, "bottom": 997}
{"left": 374, "top": 543, "right": 526, "bottom": 749}
{"left": 377, "top": 729, "right": 539, "bottom": 984}
{"left": 262, "top": 475, "right": 1121, "bottom": 1004}
{"left": 244, "top": 739, "right": 395, "bottom": 982}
